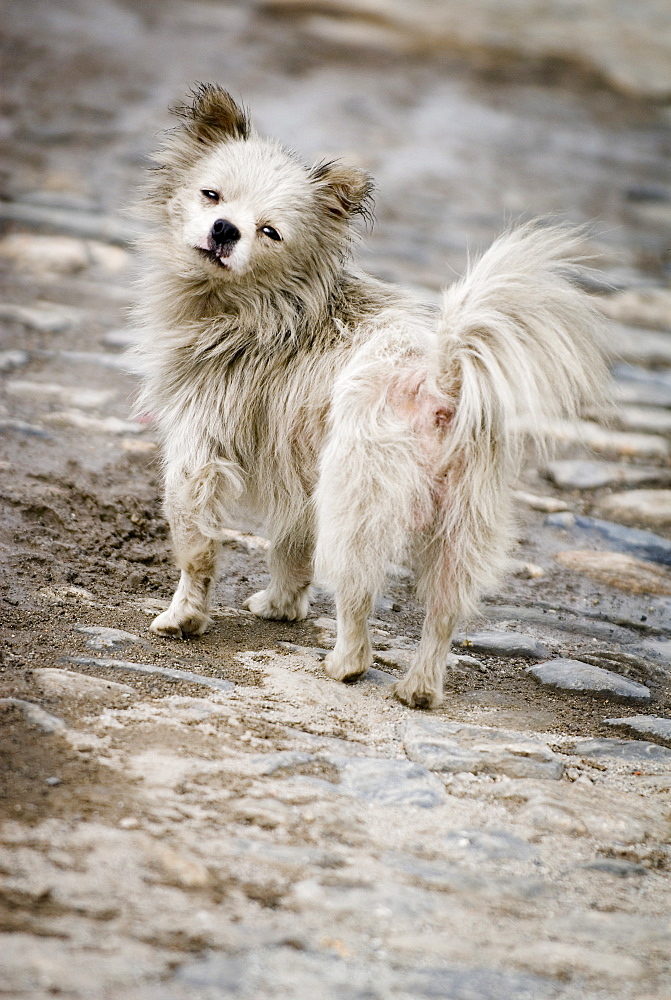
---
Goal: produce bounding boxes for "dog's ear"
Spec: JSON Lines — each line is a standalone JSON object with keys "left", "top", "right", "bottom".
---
{"left": 172, "top": 84, "right": 252, "bottom": 145}
{"left": 311, "top": 161, "right": 375, "bottom": 224}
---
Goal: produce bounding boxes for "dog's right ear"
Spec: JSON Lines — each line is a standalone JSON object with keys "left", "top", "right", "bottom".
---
{"left": 171, "top": 84, "right": 252, "bottom": 145}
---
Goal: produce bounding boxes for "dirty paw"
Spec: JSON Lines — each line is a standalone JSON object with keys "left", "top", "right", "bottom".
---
{"left": 149, "top": 608, "right": 209, "bottom": 639}
{"left": 243, "top": 588, "right": 309, "bottom": 622}
{"left": 323, "top": 649, "right": 369, "bottom": 683}
{"left": 393, "top": 676, "right": 442, "bottom": 710}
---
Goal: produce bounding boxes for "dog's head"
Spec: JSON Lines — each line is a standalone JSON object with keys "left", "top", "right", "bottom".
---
{"left": 145, "top": 85, "right": 374, "bottom": 287}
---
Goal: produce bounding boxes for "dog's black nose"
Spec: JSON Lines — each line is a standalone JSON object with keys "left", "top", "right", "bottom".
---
{"left": 211, "top": 219, "right": 241, "bottom": 245}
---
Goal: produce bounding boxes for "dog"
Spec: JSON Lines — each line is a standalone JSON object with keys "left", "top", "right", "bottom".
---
{"left": 134, "top": 84, "right": 608, "bottom": 709}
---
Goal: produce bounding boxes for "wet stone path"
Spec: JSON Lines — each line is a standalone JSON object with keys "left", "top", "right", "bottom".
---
{"left": 1, "top": 2, "right": 671, "bottom": 998}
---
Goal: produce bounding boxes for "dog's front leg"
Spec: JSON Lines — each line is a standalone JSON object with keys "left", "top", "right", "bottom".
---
{"left": 243, "top": 535, "right": 312, "bottom": 622}
{"left": 150, "top": 478, "right": 225, "bottom": 639}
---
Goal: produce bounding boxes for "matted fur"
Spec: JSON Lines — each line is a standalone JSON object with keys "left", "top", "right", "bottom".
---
{"left": 135, "top": 85, "right": 608, "bottom": 709}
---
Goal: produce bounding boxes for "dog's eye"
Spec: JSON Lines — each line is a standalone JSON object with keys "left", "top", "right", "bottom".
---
{"left": 201, "top": 190, "right": 220, "bottom": 203}
{"left": 259, "top": 225, "right": 282, "bottom": 242}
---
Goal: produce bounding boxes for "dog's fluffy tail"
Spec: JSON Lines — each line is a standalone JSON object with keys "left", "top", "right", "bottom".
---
{"left": 438, "top": 222, "right": 609, "bottom": 469}
{"left": 419, "top": 222, "right": 609, "bottom": 620}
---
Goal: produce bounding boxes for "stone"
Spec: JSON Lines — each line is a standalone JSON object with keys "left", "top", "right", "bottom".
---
{"left": 403, "top": 717, "right": 564, "bottom": 779}
{"left": 605, "top": 716, "right": 671, "bottom": 742}
{"left": 453, "top": 630, "right": 548, "bottom": 659}
{"left": 607, "top": 322, "right": 671, "bottom": 365}
{"left": 0, "top": 233, "right": 127, "bottom": 275}
{"left": 6, "top": 380, "right": 115, "bottom": 410}
{"left": 37, "top": 349, "right": 136, "bottom": 372}
{"left": 579, "top": 858, "right": 648, "bottom": 877}
{"left": 0, "top": 350, "right": 29, "bottom": 373}
{"left": 0, "top": 418, "right": 49, "bottom": 437}
{"left": 511, "top": 940, "right": 644, "bottom": 980}
{"left": 66, "top": 656, "right": 235, "bottom": 692}
{"left": 43, "top": 410, "right": 145, "bottom": 435}
{"left": 545, "top": 512, "right": 671, "bottom": 567}
{"left": 545, "top": 458, "right": 671, "bottom": 490}
{"left": 555, "top": 549, "right": 671, "bottom": 596}
{"left": 324, "top": 755, "right": 447, "bottom": 808}
{"left": 615, "top": 406, "right": 671, "bottom": 435}
{"left": 541, "top": 420, "right": 669, "bottom": 459}
{"left": 597, "top": 490, "right": 671, "bottom": 531}
{"left": 442, "top": 829, "right": 536, "bottom": 860}
{"left": 527, "top": 660, "right": 651, "bottom": 701}
{"left": 597, "top": 287, "right": 671, "bottom": 331}
{"left": 0, "top": 199, "right": 141, "bottom": 245}
{"left": 512, "top": 490, "right": 570, "bottom": 513}
{"left": 0, "top": 301, "right": 83, "bottom": 333}
{"left": 509, "top": 559, "right": 546, "bottom": 578}
{"left": 573, "top": 738, "right": 671, "bottom": 762}
{"left": 253, "top": 751, "right": 316, "bottom": 775}
{"left": 0, "top": 698, "right": 67, "bottom": 733}
{"left": 76, "top": 625, "right": 145, "bottom": 650}
{"left": 101, "top": 328, "right": 139, "bottom": 349}
{"left": 613, "top": 379, "right": 671, "bottom": 409}
{"left": 33, "top": 668, "right": 135, "bottom": 702}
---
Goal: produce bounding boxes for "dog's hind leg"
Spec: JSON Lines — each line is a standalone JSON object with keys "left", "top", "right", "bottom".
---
{"left": 243, "top": 534, "right": 313, "bottom": 622}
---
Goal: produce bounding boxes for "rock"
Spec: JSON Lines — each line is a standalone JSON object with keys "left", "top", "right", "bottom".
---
{"left": 453, "top": 630, "right": 548, "bottom": 659}
{"left": 264, "top": 0, "right": 671, "bottom": 100}
{"left": 76, "top": 625, "right": 145, "bottom": 650}
{"left": 634, "top": 639, "right": 671, "bottom": 666}
{"left": 527, "top": 660, "right": 651, "bottom": 701}
{"left": 509, "top": 559, "right": 546, "bottom": 579}
{"left": 254, "top": 751, "right": 316, "bottom": 775}
{"left": 605, "top": 716, "right": 671, "bottom": 742}
{"left": 0, "top": 301, "right": 83, "bottom": 333}
{"left": 573, "top": 738, "right": 671, "bottom": 762}
{"left": 43, "top": 410, "right": 145, "bottom": 435}
{"left": 596, "top": 490, "right": 671, "bottom": 531}
{"left": 597, "top": 287, "right": 671, "bottom": 331}
{"left": 144, "top": 843, "right": 211, "bottom": 890}
{"left": 545, "top": 512, "right": 671, "bottom": 567}
{"left": 555, "top": 549, "right": 671, "bottom": 596}
{"left": 373, "top": 647, "right": 414, "bottom": 670}
{"left": 0, "top": 418, "right": 49, "bottom": 437}
{"left": 33, "top": 667, "right": 135, "bottom": 702}
{"left": 38, "top": 585, "right": 96, "bottom": 604}
{"left": 606, "top": 322, "right": 671, "bottom": 365}
{"left": 579, "top": 858, "right": 648, "bottom": 877}
{"left": 540, "top": 420, "right": 669, "bottom": 459}
{"left": 0, "top": 698, "right": 67, "bottom": 733}
{"left": 66, "top": 656, "right": 235, "bottom": 692}
{"left": 0, "top": 233, "right": 127, "bottom": 275}
{"left": 0, "top": 199, "right": 142, "bottom": 245}
{"left": 403, "top": 718, "right": 564, "bottom": 779}
{"left": 101, "top": 328, "right": 139, "bottom": 349}
{"left": 37, "top": 349, "right": 136, "bottom": 372}
{"left": 613, "top": 379, "right": 671, "bottom": 409}
{"left": 120, "top": 438, "right": 158, "bottom": 454}
{"left": 614, "top": 406, "right": 671, "bottom": 435}
{"left": 512, "top": 490, "right": 570, "bottom": 513}
{"left": 442, "top": 829, "right": 536, "bottom": 860}
{"left": 0, "top": 350, "right": 29, "bottom": 373}
{"left": 324, "top": 755, "right": 447, "bottom": 808}
{"left": 6, "top": 380, "right": 116, "bottom": 410}
{"left": 363, "top": 666, "right": 397, "bottom": 686}
{"left": 545, "top": 459, "right": 671, "bottom": 490}
{"left": 511, "top": 940, "right": 644, "bottom": 980}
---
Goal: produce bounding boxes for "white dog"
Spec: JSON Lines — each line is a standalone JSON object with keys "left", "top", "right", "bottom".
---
{"left": 135, "top": 85, "right": 607, "bottom": 709}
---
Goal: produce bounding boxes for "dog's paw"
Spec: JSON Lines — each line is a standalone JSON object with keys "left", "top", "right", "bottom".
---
{"left": 323, "top": 649, "right": 369, "bottom": 683}
{"left": 150, "top": 608, "right": 209, "bottom": 639}
{"left": 243, "top": 588, "right": 309, "bottom": 622}
{"left": 392, "top": 676, "right": 442, "bottom": 710}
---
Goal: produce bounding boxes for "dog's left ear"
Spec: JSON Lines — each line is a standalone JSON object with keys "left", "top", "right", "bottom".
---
{"left": 172, "top": 84, "right": 252, "bottom": 145}
{"left": 311, "top": 161, "right": 375, "bottom": 223}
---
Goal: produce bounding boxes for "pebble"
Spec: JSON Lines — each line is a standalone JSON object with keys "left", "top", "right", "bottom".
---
{"left": 43, "top": 410, "right": 145, "bottom": 435}
{"left": 613, "top": 379, "right": 671, "bottom": 408}
{"left": 324, "top": 755, "right": 447, "bottom": 808}
{"left": 0, "top": 350, "right": 29, "bottom": 373}
{"left": 0, "top": 697, "right": 67, "bottom": 733}
{"left": 404, "top": 718, "right": 564, "bottom": 779}
{"left": 75, "top": 625, "right": 145, "bottom": 650}
{"left": 579, "top": 858, "right": 648, "bottom": 877}
{"left": 0, "top": 301, "right": 83, "bottom": 333}
{"left": 36, "top": 349, "right": 136, "bottom": 372}
{"left": 509, "top": 559, "right": 546, "bottom": 578}
{"left": 120, "top": 438, "right": 158, "bottom": 454}
{"left": 0, "top": 418, "right": 49, "bottom": 437}
{"left": 545, "top": 459, "right": 671, "bottom": 490}
{"left": 0, "top": 232, "right": 129, "bottom": 275}
{"left": 512, "top": 490, "right": 570, "bottom": 513}
{"left": 606, "top": 322, "right": 671, "bottom": 365}
{"left": 453, "top": 630, "right": 548, "bottom": 659}
{"left": 555, "top": 549, "right": 671, "bottom": 596}
{"left": 614, "top": 406, "right": 671, "bottom": 435}
{"left": 605, "top": 716, "right": 671, "bottom": 742}
{"left": 541, "top": 420, "right": 669, "bottom": 459}
{"left": 442, "top": 829, "right": 536, "bottom": 860}
{"left": 101, "top": 328, "right": 139, "bottom": 349}
{"left": 545, "top": 512, "right": 671, "bottom": 567}
{"left": 573, "top": 738, "right": 671, "bottom": 763}
{"left": 66, "top": 656, "right": 235, "bottom": 692}
{"left": 33, "top": 667, "right": 135, "bottom": 702}
{"left": 597, "top": 489, "right": 671, "bottom": 531}
{"left": 6, "top": 380, "right": 116, "bottom": 410}
{"left": 526, "top": 660, "right": 651, "bottom": 701}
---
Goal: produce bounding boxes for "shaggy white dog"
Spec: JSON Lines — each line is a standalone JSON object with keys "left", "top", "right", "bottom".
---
{"left": 135, "top": 85, "right": 607, "bottom": 709}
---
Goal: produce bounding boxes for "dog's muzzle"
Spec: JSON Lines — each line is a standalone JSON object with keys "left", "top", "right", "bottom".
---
{"left": 197, "top": 218, "right": 241, "bottom": 268}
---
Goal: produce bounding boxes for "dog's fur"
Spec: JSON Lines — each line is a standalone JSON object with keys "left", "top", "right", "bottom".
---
{"left": 135, "top": 84, "right": 608, "bottom": 709}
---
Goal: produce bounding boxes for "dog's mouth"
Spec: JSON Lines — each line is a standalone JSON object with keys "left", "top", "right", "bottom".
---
{"left": 195, "top": 243, "right": 235, "bottom": 270}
